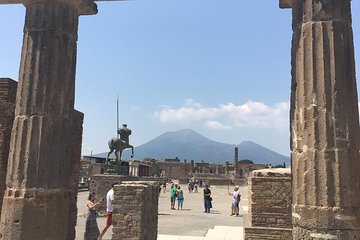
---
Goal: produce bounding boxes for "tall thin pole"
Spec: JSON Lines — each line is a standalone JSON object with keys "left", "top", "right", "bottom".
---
{"left": 116, "top": 94, "right": 119, "bottom": 138}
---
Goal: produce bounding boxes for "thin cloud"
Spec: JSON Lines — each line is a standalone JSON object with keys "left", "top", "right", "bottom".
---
{"left": 205, "top": 120, "right": 232, "bottom": 130}
{"left": 154, "top": 99, "right": 290, "bottom": 131}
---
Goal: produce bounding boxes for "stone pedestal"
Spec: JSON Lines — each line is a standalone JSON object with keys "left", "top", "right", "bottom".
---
{"left": 0, "top": 1, "right": 96, "bottom": 239}
{"left": 244, "top": 169, "right": 292, "bottom": 239}
{"left": 112, "top": 181, "right": 159, "bottom": 240}
{"left": 289, "top": 0, "right": 360, "bottom": 238}
{"left": 0, "top": 79, "right": 17, "bottom": 216}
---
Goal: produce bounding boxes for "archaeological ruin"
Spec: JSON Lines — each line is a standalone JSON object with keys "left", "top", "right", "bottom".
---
{"left": 0, "top": 0, "right": 359, "bottom": 239}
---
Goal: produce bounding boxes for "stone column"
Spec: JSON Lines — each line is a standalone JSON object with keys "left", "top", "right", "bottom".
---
{"left": 67, "top": 110, "right": 84, "bottom": 240}
{"left": 287, "top": 0, "right": 360, "bottom": 238}
{"left": 0, "top": 79, "right": 17, "bottom": 216}
{"left": 190, "top": 160, "right": 194, "bottom": 174}
{"left": 0, "top": 1, "right": 97, "bottom": 239}
{"left": 234, "top": 146, "right": 239, "bottom": 176}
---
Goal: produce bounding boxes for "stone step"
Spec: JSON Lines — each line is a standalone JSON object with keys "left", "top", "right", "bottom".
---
{"left": 204, "top": 226, "right": 244, "bottom": 240}
{"left": 157, "top": 234, "right": 204, "bottom": 240}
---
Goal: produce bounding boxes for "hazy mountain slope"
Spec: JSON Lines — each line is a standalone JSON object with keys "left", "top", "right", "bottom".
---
{"left": 95, "top": 129, "right": 290, "bottom": 165}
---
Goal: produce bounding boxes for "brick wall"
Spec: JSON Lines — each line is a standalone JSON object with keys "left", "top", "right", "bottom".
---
{"left": 244, "top": 168, "right": 292, "bottom": 239}
{"left": 90, "top": 175, "right": 161, "bottom": 213}
{"left": 0, "top": 78, "right": 17, "bottom": 216}
{"left": 112, "top": 181, "right": 159, "bottom": 240}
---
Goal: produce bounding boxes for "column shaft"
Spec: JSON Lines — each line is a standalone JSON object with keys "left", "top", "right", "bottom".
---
{"left": 0, "top": 2, "right": 80, "bottom": 239}
{"left": 290, "top": 0, "right": 360, "bottom": 238}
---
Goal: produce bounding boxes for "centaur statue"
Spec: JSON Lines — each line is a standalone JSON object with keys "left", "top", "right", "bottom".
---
{"left": 105, "top": 123, "right": 134, "bottom": 163}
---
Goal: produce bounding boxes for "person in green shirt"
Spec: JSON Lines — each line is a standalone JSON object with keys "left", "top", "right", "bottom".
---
{"left": 170, "top": 184, "right": 177, "bottom": 210}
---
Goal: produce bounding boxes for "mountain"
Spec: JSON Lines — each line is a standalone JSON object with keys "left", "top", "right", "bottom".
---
{"left": 95, "top": 129, "right": 290, "bottom": 166}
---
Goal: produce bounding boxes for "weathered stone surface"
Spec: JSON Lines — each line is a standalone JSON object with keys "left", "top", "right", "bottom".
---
{"left": 67, "top": 110, "right": 84, "bottom": 240}
{"left": 0, "top": 78, "right": 17, "bottom": 217}
{"left": 245, "top": 226, "right": 292, "bottom": 240}
{"left": 245, "top": 169, "right": 292, "bottom": 239}
{"left": 112, "top": 181, "right": 159, "bottom": 240}
{"left": 90, "top": 175, "right": 161, "bottom": 213}
{"left": 289, "top": 0, "right": 360, "bottom": 238}
{"left": 0, "top": 1, "right": 93, "bottom": 239}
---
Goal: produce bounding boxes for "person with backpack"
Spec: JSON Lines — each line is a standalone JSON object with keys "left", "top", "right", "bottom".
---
{"left": 176, "top": 186, "right": 184, "bottom": 210}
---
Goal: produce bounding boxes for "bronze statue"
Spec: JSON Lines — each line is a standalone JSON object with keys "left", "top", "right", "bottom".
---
{"left": 105, "top": 124, "right": 134, "bottom": 163}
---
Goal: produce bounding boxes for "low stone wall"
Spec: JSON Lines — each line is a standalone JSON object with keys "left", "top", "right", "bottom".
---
{"left": 245, "top": 227, "right": 292, "bottom": 240}
{"left": 89, "top": 175, "right": 162, "bottom": 213}
{"left": 244, "top": 168, "right": 292, "bottom": 239}
{"left": 179, "top": 177, "right": 247, "bottom": 186}
{"left": 112, "top": 181, "right": 159, "bottom": 240}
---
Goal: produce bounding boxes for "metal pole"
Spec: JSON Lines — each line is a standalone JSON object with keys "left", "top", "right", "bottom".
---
{"left": 117, "top": 94, "right": 119, "bottom": 138}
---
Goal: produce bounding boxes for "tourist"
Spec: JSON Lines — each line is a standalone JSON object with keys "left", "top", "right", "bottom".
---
{"left": 203, "top": 184, "right": 212, "bottom": 213}
{"left": 170, "top": 183, "right": 177, "bottom": 210}
{"left": 84, "top": 192, "right": 101, "bottom": 240}
{"left": 228, "top": 186, "right": 241, "bottom": 216}
{"left": 188, "top": 181, "right": 192, "bottom": 194}
{"left": 162, "top": 182, "right": 166, "bottom": 193}
{"left": 98, "top": 183, "right": 117, "bottom": 240}
{"left": 177, "top": 186, "right": 184, "bottom": 210}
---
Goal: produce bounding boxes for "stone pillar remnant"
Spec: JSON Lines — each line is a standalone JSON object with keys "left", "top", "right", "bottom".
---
{"left": 283, "top": 0, "right": 360, "bottom": 238}
{"left": 112, "top": 181, "right": 159, "bottom": 240}
{"left": 0, "top": 78, "right": 17, "bottom": 216}
{"left": 0, "top": 0, "right": 97, "bottom": 239}
{"left": 244, "top": 169, "right": 292, "bottom": 239}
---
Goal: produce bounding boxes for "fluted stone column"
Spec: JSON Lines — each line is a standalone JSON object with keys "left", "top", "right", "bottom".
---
{"left": 0, "top": 1, "right": 96, "bottom": 239}
{"left": 67, "top": 110, "right": 84, "bottom": 240}
{"left": 287, "top": 0, "right": 360, "bottom": 238}
{"left": 0, "top": 79, "right": 17, "bottom": 216}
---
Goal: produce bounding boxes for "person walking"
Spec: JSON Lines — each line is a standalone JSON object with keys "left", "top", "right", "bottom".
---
{"left": 98, "top": 183, "right": 117, "bottom": 240}
{"left": 203, "top": 185, "right": 212, "bottom": 213}
{"left": 84, "top": 192, "right": 100, "bottom": 240}
{"left": 177, "top": 186, "right": 184, "bottom": 210}
{"left": 170, "top": 183, "right": 177, "bottom": 210}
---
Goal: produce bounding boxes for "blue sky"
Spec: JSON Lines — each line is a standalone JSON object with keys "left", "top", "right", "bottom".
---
{"left": 1, "top": 1, "right": 359, "bottom": 158}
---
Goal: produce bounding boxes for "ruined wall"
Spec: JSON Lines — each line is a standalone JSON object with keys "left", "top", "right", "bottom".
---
{"left": 90, "top": 175, "right": 161, "bottom": 213}
{"left": 112, "top": 181, "right": 159, "bottom": 240}
{"left": 0, "top": 78, "right": 17, "bottom": 216}
{"left": 244, "top": 168, "right": 292, "bottom": 239}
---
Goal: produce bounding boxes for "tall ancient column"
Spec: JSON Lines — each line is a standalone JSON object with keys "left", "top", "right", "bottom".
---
{"left": 234, "top": 146, "right": 239, "bottom": 176}
{"left": 0, "top": 1, "right": 97, "bottom": 239}
{"left": 286, "top": 0, "right": 360, "bottom": 238}
{"left": 0, "top": 79, "right": 17, "bottom": 216}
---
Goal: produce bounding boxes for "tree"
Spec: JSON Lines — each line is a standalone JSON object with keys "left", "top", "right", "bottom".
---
{"left": 239, "top": 159, "right": 254, "bottom": 164}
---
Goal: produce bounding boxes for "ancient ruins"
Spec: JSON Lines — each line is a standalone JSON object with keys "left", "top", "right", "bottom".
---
{"left": 0, "top": 0, "right": 359, "bottom": 239}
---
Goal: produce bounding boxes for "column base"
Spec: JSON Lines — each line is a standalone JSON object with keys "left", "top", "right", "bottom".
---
{"left": 0, "top": 188, "right": 69, "bottom": 240}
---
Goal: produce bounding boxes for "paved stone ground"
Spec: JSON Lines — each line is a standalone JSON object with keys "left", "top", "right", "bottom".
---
{"left": 75, "top": 185, "right": 248, "bottom": 239}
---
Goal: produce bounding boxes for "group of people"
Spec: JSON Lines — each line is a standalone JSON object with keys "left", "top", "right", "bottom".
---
{"left": 84, "top": 183, "right": 241, "bottom": 239}
{"left": 170, "top": 183, "right": 185, "bottom": 210}
{"left": 84, "top": 183, "right": 116, "bottom": 240}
